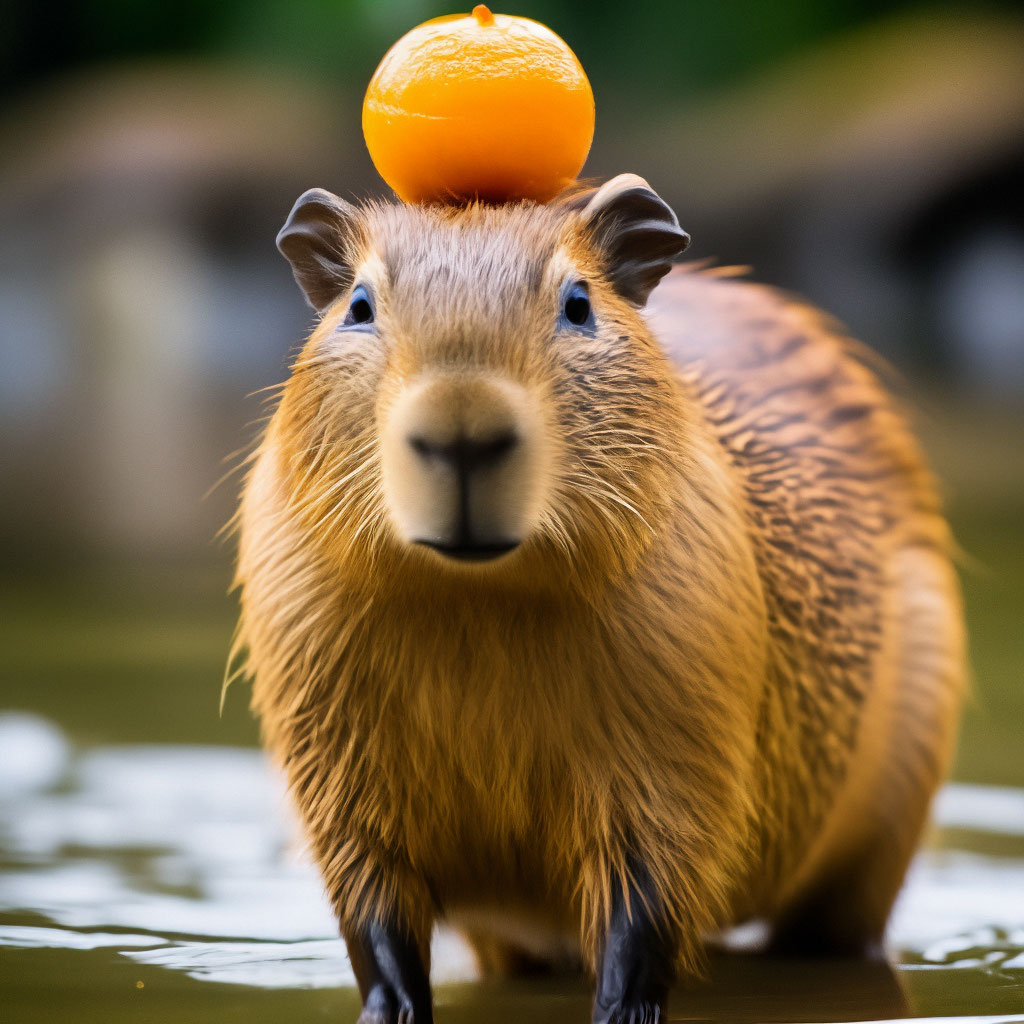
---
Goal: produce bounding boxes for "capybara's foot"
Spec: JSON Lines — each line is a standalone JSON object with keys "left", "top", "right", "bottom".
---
{"left": 592, "top": 997, "right": 665, "bottom": 1024}
{"left": 591, "top": 859, "right": 674, "bottom": 1024}
{"left": 356, "top": 984, "right": 424, "bottom": 1024}
{"left": 345, "top": 920, "right": 433, "bottom": 1024}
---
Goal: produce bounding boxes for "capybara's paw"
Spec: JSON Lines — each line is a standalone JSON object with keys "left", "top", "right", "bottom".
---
{"left": 357, "top": 984, "right": 426, "bottom": 1024}
{"left": 593, "top": 999, "right": 664, "bottom": 1024}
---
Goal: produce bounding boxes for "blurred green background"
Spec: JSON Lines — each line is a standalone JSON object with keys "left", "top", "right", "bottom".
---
{"left": 5, "top": 0, "right": 1005, "bottom": 101}
{"left": 0, "top": 0, "right": 1022, "bottom": 786}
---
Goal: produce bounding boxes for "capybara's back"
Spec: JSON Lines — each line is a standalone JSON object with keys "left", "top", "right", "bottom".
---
{"left": 235, "top": 175, "right": 965, "bottom": 1023}
{"left": 647, "top": 269, "right": 965, "bottom": 952}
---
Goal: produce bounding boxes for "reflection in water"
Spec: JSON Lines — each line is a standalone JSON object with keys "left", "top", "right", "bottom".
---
{"left": 694, "top": 955, "right": 910, "bottom": 1022}
{"left": 1, "top": 712, "right": 1023, "bottom": 1022}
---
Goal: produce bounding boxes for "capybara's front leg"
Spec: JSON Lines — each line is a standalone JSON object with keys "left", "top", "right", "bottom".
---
{"left": 591, "top": 862, "right": 676, "bottom": 1024}
{"left": 344, "top": 917, "right": 433, "bottom": 1024}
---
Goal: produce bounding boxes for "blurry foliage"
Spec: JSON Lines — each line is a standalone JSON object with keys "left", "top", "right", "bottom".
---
{"left": 4, "top": 0, "right": 1019, "bottom": 113}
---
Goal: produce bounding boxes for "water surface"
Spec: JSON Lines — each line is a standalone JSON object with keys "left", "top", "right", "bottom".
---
{"left": 2, "top": 472, "right": 1022, "bottom": 1022}
{"left": 2, "top": 714, "right": 1022, "bottom": 1023}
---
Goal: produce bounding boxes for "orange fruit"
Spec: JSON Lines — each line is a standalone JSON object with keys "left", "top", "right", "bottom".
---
{"left": 362, "top": 5, "right": 595, "bottom": 205}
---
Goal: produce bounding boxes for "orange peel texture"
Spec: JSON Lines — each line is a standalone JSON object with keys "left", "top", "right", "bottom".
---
{"left": 362, "top": 6, "right": 595, "bottom": 205}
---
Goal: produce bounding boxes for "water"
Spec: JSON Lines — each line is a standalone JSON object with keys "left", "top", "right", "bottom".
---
{"left": 2, "top": 712, "right": 1023, "bottom": 1023}
{"left": 2, "top": 457, "right": 1023, "bottom": 1022}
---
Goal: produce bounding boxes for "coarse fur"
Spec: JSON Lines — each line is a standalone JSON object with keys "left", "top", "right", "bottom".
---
{"left": 232, "top": 183, "right": 965, "bottom": 1002}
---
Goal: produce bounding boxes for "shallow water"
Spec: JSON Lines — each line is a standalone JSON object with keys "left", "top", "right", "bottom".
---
{"left": 2, "top": 712, "right": 1023, "bottom": 1023}
{"left": 3, "top": 467, "right": 1024, "bottom": 1023}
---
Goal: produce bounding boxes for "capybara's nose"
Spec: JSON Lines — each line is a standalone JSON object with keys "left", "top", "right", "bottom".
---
{"left": 408, "top": 432, "right": 518, "bottom": 478}
{"left": 382, "top": 374, "right": 544, "bottom": 560}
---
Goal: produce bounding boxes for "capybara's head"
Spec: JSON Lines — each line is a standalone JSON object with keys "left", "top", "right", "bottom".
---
{"left": 273, "top": 174, "right": 690, "bottom": 590}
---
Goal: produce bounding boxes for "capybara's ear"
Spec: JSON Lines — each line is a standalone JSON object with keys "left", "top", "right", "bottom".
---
{"left": 574, "top": 173, "right": 690, "bottom": 306}
{"left": 277, "top": 189, "right": 361, "bottom": 312}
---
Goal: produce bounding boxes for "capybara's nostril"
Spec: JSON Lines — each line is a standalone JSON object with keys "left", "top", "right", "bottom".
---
{"left": 468, "top": 432, "right": 517, "bottom": 468}
{"left": 409, "top": 435, "right": 435, "bottom": 461}
{"left": 408, "top": 432, "right": 518, "bottom": 476}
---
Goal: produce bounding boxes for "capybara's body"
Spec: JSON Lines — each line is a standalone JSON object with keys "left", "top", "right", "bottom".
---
{"left": 235, "top": 178, "right": 965, "bottom": 1022}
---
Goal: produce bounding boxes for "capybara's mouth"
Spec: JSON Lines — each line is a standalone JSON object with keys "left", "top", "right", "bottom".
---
{"left": 414, "top": 539, "right": 520, "bottom": 563}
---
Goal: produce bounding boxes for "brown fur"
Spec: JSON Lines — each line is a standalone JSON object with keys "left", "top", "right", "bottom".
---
{"left": 233, "top": 196, "right": 965, "bottom": 982}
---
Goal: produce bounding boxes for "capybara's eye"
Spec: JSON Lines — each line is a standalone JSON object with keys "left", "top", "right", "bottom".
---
{"left": 562, "top": 282, "right": 593, "bottom": 329}
{"left": 343, "top": 285, "right": 375, "bottom": 327}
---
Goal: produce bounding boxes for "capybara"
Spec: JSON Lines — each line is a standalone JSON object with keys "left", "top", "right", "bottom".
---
{"left": 233, "top": 175, "right": 965, "bottom": 1023}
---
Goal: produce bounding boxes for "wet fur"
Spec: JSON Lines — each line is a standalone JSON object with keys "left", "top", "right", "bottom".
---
{"left": 234, "top": 198, "right": 965, "bottom": 981}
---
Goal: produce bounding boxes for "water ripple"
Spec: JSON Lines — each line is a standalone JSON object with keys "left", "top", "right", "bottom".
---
{"left": 1, "top": 712, "right": 1022, "bottom": 1015}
